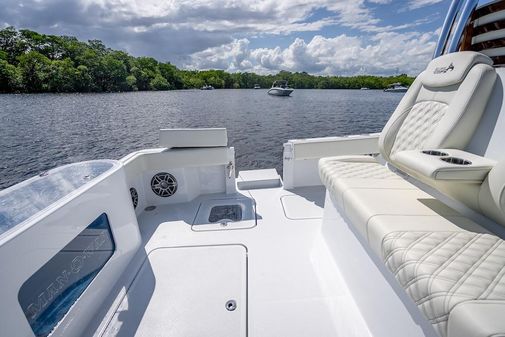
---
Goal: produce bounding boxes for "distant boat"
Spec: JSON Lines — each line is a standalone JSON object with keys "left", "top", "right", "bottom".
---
{"left": 267, "top": 80, "right": 293, "bottom": 96}
{"left": 384, "top": 83, "right": 408, "bottom": 92}
{"left": 201, "top": 84, "right": 214, "bottom": 90}
{"left": 254, "top": 84, "right": 261, "bottom": 89}
{"left": 360, "top": 87, "right": 370, "bottom": 90}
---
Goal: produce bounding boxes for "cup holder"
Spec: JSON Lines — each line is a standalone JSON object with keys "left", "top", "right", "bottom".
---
{"left": 441, "top": 157, "right": 472, "bottom": 165}
{"left": 422, "top": 150, "right": 448, "bottom": 156}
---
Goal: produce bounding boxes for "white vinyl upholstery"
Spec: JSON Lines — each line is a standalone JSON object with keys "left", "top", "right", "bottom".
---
{"left": 384, "top": 231, "right": 505, "bottom": 337}
{"left": 319, "top": 155, "right": 415, "bottom": 208}
{"left": 368, "top": 215, "right": 488, "bottom": 258}
{"left": 422, "top": 51, "right": 493, "bottom": 87}
{"left": 390, "top": 101, "right": 448, "bottom": 154}
{"left": 379, "top": 51, "right": 496, "bottom": 162}
{"left": 318, "top": 52, "right": 503, "bottom": 337}
{"left": 342, "top": 188, "right": 459, "bottom": 239}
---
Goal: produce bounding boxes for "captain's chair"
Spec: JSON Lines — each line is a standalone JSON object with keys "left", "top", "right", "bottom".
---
{"left": 320, "top": 51, "right": 496, "bottom": 211}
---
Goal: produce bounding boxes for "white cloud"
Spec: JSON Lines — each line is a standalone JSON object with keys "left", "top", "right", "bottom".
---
{"left": 187, "top": 30, "right": 437, "bottom": 76}
{"left": 0, "top": 0, "right": 445, "bottom": 72}
{"left": 368, "top": 0, "right": 393, "bottom": 3}
{"left": 408, "top": 0, "right": 446, "bottom": 9}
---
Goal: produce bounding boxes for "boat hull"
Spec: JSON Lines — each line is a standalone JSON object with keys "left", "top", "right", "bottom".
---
{"left": 384, "top": 88, "right": 408, "bottom": 93}
{"left": 268, "top": 88, "right": 293, "bottom": 96}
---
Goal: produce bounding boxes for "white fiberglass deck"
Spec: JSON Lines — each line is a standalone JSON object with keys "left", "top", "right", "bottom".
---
{"left": 100, "top": 186, "right": 372, "bottom": 337}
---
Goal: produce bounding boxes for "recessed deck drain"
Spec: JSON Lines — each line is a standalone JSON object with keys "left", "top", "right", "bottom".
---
{"left": 145, "top": 205, "right": 156, "bottom": 211}
{"left": 225, "top": 300, "right": 237, "bottom": 311}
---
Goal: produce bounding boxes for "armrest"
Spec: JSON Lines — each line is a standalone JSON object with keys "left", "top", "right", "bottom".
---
{"left": 448, "top": 301, "right": 505, "bottom": 337}
{"left": 391, "top": 149, "right": 496, "bottom": 182}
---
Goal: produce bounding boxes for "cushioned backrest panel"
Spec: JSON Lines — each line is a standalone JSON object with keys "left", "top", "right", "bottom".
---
{"left": 379, "top": 51, "right": 496, "bottom": 162}
{"left": 390, "top": 101, "right": 448, "bottom": 153}
{"left": 423, "top": 51, "right": 493, "bottom": 87}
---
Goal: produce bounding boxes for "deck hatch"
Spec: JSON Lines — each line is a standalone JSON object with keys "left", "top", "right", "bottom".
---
{"left": 209, "top": 205, "right": 243, "bottom": 223}
{"left": 103, "top": 245, "right": 247, "bottom": 337}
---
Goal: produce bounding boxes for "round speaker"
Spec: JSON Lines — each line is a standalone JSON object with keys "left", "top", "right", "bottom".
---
{"left": 151, "top": 172, "right": 177, "bottom": 197}
{"left": 130, "top": 187, "right": 138, "bottom": 209}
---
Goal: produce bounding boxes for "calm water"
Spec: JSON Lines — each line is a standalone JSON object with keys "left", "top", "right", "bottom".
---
{"left": 0, "top": 89, "right": 403, "bottom": 190}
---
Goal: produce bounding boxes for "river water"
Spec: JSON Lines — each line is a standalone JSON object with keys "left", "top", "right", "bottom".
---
{"left": 0, "top": 89, "right": 403, "bottom": 190}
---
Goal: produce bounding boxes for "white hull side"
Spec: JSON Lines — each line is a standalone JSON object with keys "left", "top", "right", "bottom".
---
{"left": 384, "top": 88, "right": 408, "bottom": 93}
{"left": 268, "top": 88, "right": 293, "bottom": 96}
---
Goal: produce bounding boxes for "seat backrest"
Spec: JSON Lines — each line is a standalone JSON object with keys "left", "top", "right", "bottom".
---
{"left": 379, "top": 51, "right": 496, "bottom": 162}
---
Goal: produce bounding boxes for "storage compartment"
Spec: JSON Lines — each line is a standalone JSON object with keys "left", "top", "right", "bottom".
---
{"left": 209, "top": 205, "right": 243, "bottom": 222}
{"left": 192, "top": 196, "right": 256, "bottom": 231}
{"left": 103, "top": 245, "right": 247, "bottom": 337}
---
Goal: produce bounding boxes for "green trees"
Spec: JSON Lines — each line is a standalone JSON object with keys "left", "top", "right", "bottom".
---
{"left": 17, "top": 51, "right": 51, "bottom": 92}
{"left": 150, "top": 74, "right": 170, "bottom": 90}
{"left": 0, "top": 26, "right": 415, "bottom": 93}
{"left": 0, "top": 59, "right": 21, "bottom": 92}
{"left": 47, "top": 58, "right": 76, "bottom": 92}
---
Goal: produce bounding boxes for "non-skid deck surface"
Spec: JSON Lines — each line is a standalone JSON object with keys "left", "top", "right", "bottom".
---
{"left": 101, "top": 186, "right": 371, "bottom": 337}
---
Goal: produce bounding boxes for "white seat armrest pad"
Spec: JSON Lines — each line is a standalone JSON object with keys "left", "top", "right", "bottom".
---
{"left": 392, "top": 149, "right": 496, "bottom": 182}
{"left": 448, "top": 301, "right": 505, "bottom": 337}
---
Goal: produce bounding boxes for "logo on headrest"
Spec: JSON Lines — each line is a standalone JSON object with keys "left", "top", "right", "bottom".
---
{"left": 434, "top": 62, "right": 454, "bottom": 74}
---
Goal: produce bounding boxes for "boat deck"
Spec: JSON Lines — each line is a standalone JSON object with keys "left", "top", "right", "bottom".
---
{"left": 100, "top": 186, "right": 371, "bottom": 337}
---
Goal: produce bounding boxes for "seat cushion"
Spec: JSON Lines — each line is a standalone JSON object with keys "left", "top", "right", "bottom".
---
{"left": 319, "top": 155, "right": 415, "bottom": 208}
{"left": 367, "top": 215, "right": 488, "bottom": 258}
{"left": 383, "top": 231, "right": 505, "bottom": 337}
{"left": 341, "top": 188, "right": 461, "bottom": 240}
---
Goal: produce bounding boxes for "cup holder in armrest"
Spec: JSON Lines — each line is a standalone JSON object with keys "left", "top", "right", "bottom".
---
{"left": 422, "top": 150, "right": 449, "bottom": 156}
{"left": 393, "top": 149, "right": 495, "bottom": 182}
{"left": 440, "top": 157, "right": 472, "bottom": 165}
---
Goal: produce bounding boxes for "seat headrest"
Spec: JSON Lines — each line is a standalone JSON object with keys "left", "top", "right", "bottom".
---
{"left": 423, "top": 51, "right": 493, "bottom": 88}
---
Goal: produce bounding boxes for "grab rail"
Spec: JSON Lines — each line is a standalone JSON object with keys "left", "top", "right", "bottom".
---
{"left": 434, "top": 0, "right": 464, "bottom": 58}
{"left": 447, "top": 0, "right": 479, "bottom": 53}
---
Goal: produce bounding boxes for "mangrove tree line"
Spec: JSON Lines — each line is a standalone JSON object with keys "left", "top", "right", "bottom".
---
{"left": 0, "top": 27, "right": 415, "bottom": 93}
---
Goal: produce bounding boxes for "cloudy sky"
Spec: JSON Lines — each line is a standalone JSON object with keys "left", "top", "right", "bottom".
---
{"left": 0, "top": 0, "right": 453, "bottom": 76}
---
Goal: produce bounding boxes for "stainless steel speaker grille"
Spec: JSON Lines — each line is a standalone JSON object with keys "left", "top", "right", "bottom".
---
{"left": 151, "top": 172, "right": 177, "bottom": 197}
{"left": 130, "top": 187, "right": 138, "bottom": 209}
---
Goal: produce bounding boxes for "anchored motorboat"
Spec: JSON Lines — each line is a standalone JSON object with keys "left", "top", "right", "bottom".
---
{"left": 200, "top": 84, "right": 214, "bottom": 90}
{"left": 267, "top": 80, "right": 293, "bottom": 96}
{"left": 3, "top": 1, "right": 505, "bottom": 337}
{"left": 254, "top": 84, "right": 261, "bottom": 89}
{"left": 384, "top": 82, "right": 408, "bottom": 92}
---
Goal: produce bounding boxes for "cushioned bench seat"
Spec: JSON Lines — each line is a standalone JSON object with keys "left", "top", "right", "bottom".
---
{"left": 319, "top": 156, "right": 490, "bottom": 255}
{"left": 368, "top": 215, "right": 488, "bottom": 258}
{"left": 320, "top": 157, "right": 497, "bottom": 337}
{"left": 384, "top": 231, "right": 505, "bottom": 337}
{"left": 319, "top": 52, "right": 501, "bottom": 337}
{"left": 319, "top": 155, "right": 417, "bottom": 208}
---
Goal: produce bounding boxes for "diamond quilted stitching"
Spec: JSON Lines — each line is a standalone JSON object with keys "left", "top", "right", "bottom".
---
{"left": 319, "top": 159, "right": 400, "bottom": 180}
{"left": 391, "top": 101, "right": 448, "bottom": 154}
{"left": 383, "top": 231, "right": 505, "bottom": 337}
